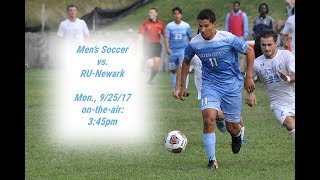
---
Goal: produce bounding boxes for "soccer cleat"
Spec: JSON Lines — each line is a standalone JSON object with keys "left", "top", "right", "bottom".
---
{"left": 216, "top": 120, "right": 226, "bottom": 133}
{"left": 231, "top": 135, "right": 242, "bottom": 154}
{"left": 207, "top": 160, "right": 218, "bottom": 170}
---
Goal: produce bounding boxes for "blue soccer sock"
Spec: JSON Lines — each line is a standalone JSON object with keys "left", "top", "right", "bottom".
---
{"left": 203, "top": 133, "right": 216, "bottom": 161}
{"left": 170, "top": 72, "right": 177, "bottom": 91}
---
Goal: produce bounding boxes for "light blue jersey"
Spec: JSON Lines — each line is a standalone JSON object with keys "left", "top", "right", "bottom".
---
{"left": 165, "top": 20, "right": 192, "bottom": 90}
{"left": 165, "top": 21, "right": 192, "bottom": 55}
{"left": 184, "top": 30, "right": 249, "bottom": 122}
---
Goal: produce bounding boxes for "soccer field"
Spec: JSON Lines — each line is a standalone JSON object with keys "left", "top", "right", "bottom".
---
{"left": 25, "top": 69, "right": 294, "bottom": 179}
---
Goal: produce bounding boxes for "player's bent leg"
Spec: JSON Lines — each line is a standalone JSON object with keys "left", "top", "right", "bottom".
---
{"left": 272, "top": 106, "right": 295, "bottom": 143}
{"left": 215, "top": 109, "right": 226, "bottom": 133}
{"left": 168, "top": 55, "right": 178, "bottom": 93}
{"left": 144, "top": 58, "right": 154, "bottom": 69}
{"left": 226, "top": 120, "right": 242, "bottom": 154}
{"left": 148, "top": 57, "right": 161, "bottom": 83}
{"left": 289, "top": 129, "right": 295, "bottom": 142}
{"left": 216, "top": 109, "right": 225, "bottom": 121}
{"left": 283, "top": 116, "right": 295, "bottom": 142}
{"left": 153, "top": 57, "right": 161, "bottom": 74}
{"left": 226, "top": 121, "right": 242, "bottom": 136}
{"left": 143, "top": 58, "right": 154, "bottom": 83}
{"left": 221, "top": 89, "right": 243, "bottom": 153}
{"left": 216, "top": 120, "right": 226, "bottom": 133}
{"left": 170, "top": 69, "right": 177, "bottom": 95}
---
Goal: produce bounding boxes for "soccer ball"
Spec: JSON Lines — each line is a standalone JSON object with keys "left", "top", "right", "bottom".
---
{"left": 164, "top": 130, "right": 188, "bottom": 153}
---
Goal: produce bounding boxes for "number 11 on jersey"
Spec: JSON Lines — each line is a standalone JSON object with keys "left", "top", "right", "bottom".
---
{"left": 209, "top": 57, "right": 218, "bottom": 67}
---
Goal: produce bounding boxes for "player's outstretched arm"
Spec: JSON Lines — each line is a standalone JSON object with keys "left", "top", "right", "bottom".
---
{"left": 244, "top": 46, "right": 256, "bottom": 93}
{"left": 279, "top": 71, "right": 295, "bottom": 83}
{"left": 165, "top": 36, "right": 171, "bottom": 55}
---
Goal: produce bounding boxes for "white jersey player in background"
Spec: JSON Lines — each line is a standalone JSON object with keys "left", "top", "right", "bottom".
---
{"left": 56, "top": 4, "right": 90, "bottom": 68}
{"left": 57, "top": 4, "right": 89, "bottom": 44}
{"left": 246, "top": 28, "right": 295, "bottom": 143}
{"left": 281, "top": 14, "right": 295, "bottom": 55}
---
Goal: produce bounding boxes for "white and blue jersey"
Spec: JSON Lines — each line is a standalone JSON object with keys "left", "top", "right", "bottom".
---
{"left": 184, "top": 30, "right": 249, "bottom": 122}
{"left": 165, "top": 21, "right": 192, "bottom": 54}
{"left": 165, "top": 21, "right": 192, "bottom": 70}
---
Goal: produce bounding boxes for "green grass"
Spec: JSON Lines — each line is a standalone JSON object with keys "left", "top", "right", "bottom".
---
{"left": 26, "top": 0, "right": 288, "bottom": 33}
{"left": 25, "top": 69, "right": 295, "bottom": 179}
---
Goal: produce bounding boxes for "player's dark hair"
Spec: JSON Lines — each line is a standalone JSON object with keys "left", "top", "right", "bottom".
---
{"left": 150, "top": 7, "right": 158, "bottom": 13}
{"left": 172, "top": 6, "right": 182, "bottom": 14}
{"left": 258, "top": 3, "right": 269, "bottom": 14}
{"left": 197, "top": 9, "right": 216, "bottom": 23}
{"left": 259, "top": 29, "right": 278, "bottom": 42}
{"left": 67, "top": 4, "right": 78, "bottom": 11}
{"left": 233, "top": 1, "right": 240, "bottom": 6}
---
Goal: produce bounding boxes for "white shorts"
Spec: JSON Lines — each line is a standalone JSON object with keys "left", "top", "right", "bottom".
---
{"left": 270, "top": 104, "right": 295, "bottom": 125}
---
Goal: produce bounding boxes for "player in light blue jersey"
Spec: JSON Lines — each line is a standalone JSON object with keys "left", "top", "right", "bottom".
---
{"left": 164, "top": 6, "right": 193, "bottom": 96}
{"left": 178, "top": 9, "right": 255, "bottom": 170}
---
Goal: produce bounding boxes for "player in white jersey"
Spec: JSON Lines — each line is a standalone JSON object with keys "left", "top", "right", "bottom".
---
{"left": 177, "top": 9, "right": 255, "bottom": 170}
{"left": 246, "top": 29, "right": 295, "bottom": 142}
{"left": 281, "top": 14, "right": 295, "bottom": 55}
{"left": 57, "top": 4, "right": 89, "bottom": 44}
{"left": 164, "top": 6, "right": 193, "bottom": 96}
